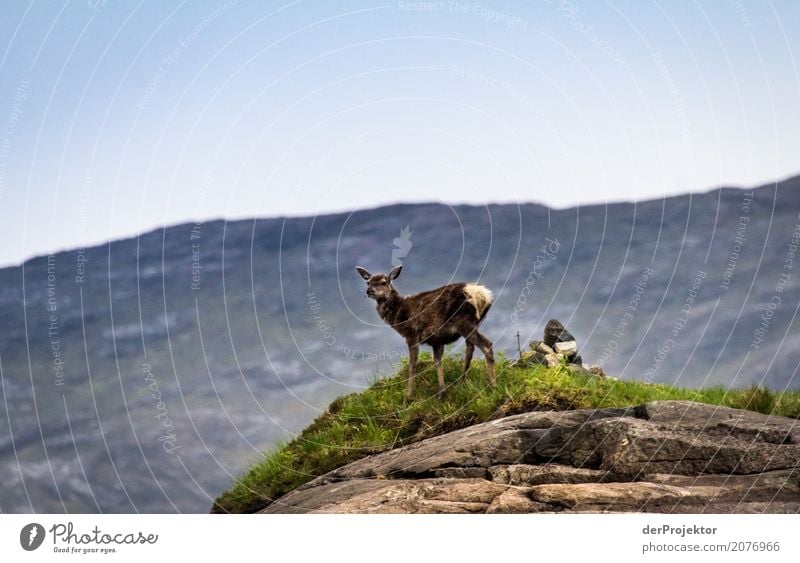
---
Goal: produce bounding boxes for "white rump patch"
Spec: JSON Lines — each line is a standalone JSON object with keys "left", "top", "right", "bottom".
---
{"left": 464, "top": 284, "right": 494, "bottom": 319}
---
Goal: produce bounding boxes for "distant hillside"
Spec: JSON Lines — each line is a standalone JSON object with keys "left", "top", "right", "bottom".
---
{"left": 1, "top": 174, "right": 799, "bottom": 512}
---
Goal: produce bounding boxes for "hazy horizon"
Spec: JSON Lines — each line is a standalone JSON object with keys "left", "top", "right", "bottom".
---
{"left": 4, "top": 170, "right": 795, "bottom": 269}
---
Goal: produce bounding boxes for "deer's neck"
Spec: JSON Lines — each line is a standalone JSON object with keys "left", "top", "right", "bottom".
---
{"left": 376, "top": 292, "right": 409, "bottom": 332}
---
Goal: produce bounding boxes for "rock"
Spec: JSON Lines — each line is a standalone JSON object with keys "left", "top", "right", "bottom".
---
{"left": 554, "top": 340, "right": 577, "bottom": 357}
{"left": 511, "top": 350, "right": 545, "bottom": 368}
{"left": 544, "top": 319, "right": 576, "bottom": 346}
{"left": 566, "top": 364, "right": 592, "bottom": 376}
{"left": 543, "top": 319, "right": 566, "bottom": 348}
{"left": 486, "top": 489, "right": 549, "bottom": 513}
{"left": 489, "top": 464, "right": 623, "bottom": 486}
{"left": 516, "top": 321, "right": 585, "bottom": 368}
{"left": 541, "top": 319, "right": 583, "bottom": 366}
{"left": 543, "top": 353, "right": 562, "bottom": 368}
{"left": 261, "top": 401, "right": 800, "bottom": 513}
{"left": 530, "top": 340, "right": 554, "bottom": 355}
{"left": 587, "top": 365, "right": 605, "bottom": 377}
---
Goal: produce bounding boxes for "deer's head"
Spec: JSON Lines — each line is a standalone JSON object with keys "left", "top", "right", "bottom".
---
{"left": 356, "top": 265, "right": 402, "bottom": 301}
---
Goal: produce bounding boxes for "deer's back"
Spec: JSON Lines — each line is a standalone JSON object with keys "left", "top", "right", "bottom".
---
{"left": 400, "top": 283, "right": 488, "bottom": 345}
{"left": 404, "top": 283, "right": 468, "bottom": 314}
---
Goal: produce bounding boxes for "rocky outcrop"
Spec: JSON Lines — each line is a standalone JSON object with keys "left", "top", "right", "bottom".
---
{"left": 515, "top": 319, "right": 607, "bottom": 375}
{"left": 261, "top": 401, "right": 800, "bottom": 514}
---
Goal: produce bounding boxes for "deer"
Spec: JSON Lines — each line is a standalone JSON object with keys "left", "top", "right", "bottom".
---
{"left": 356, "top": 265, "right": 495, "bottom": 400}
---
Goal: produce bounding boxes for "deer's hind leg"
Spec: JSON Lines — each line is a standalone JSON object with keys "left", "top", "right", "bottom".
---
{"left": 462, "top": 340, "right": 474, "bottom": 379}
{"left": 466, "top": 331, "right": 495, "bottom": 389}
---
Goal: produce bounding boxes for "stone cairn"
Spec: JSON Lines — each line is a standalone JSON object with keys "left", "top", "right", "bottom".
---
{"left": 513, "top": 319, "right": 605, "bottom": 377}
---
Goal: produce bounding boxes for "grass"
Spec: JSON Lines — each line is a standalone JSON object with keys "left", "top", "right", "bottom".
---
{"left": 211, "top": 354, "right": 800, "bottom": 513}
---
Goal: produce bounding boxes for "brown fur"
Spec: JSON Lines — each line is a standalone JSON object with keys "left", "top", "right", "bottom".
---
{"left": 357, "top": 266, "right": 495, "bottom": 400}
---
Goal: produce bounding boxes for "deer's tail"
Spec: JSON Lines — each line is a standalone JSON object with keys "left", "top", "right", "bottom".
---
{"left": 464, "top": 284, "right": 493, "bottom": 321}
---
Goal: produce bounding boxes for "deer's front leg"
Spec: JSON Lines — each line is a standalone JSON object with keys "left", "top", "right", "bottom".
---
{"left": 433, "top": 344, "right": 446, "bottom": 399}
{"left": 406, "top": 341, "right": 419, "bottom": 401}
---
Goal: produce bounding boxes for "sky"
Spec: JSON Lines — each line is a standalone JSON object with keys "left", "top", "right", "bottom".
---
{"left": 0, "top": 0, "right": 798, "bottom": 267}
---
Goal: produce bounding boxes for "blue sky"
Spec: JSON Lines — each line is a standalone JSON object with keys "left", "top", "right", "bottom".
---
{"left": 0, "top": 0, "right": 798, "bottom": 267}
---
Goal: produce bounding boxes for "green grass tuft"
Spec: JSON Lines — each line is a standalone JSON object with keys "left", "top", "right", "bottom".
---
{"left": 211, "top": 355, "right": 800, "bottom": 513}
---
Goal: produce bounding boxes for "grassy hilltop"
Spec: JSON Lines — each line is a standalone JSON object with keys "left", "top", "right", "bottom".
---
{"left": 212, "top": 355, "right": 800, "bottom": 513}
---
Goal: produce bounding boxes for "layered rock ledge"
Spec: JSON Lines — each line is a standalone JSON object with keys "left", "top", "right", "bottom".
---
{"left": 260, "top": 401, "right": 800, "bottom": 514}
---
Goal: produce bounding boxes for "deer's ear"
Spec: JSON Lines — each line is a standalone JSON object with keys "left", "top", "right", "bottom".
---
{"left": 388, "top": 265, "right": 402, "bottom": 281}
{"left": 356, "top": 266, "right": 371, "bottom": 280}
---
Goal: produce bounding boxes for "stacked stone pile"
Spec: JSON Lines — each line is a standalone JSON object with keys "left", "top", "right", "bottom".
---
{"left": 515, "top": 319, "right": 606, "bottom": 377}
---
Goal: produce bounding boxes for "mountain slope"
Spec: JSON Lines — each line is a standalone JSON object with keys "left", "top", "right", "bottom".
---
{"left": 1, "top": 174, "right": 799, "bottom": 512}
